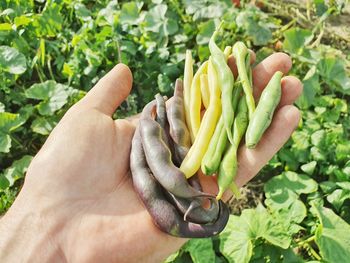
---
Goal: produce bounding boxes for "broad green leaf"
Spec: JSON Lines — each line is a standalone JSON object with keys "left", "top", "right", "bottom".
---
{"left": 0, "top": 46, "right": 26, "bottom": 74}
{"left": 0, "top": 174, "right": 10, "bottom": 190}
{"left": 317, "top": 57, "right": 350, "bottom": 93}
{"left": 3, "top": 155, "right": 33, "bottom": 187}
{"left": 327, "top": 189, "right": 350, "bottom": 211}
{"left": 0, "top": 112, "right": 23, "bottom": 132}
{"left": 0, "top": 133, "right": 11, "bottom": 153}
{"left": 33, "top": 3, "right": 63, "bottom": 37}
{"left": 120, "top": 2, "right": 139, "bottom": 25}
{"left": 283, "top": 27, "right": 313, "bottom": 56}
{"left": 31, "top": 117, "right": 57, "bottom": 135}
{"left": 310, "top": 130, "right": 326, "bottom": 147}
{"left": 196, "top": 20, "right": 215, "bottom": 45}
{"left": 320, "top": 181, "right": 337, "bottom": 194}
{"left": 184, "top": 239, "right": 215, "bottom": 263}
{"left": 0, "top": 102, "right": 4, "bottom": 112}
{"left": 236, "top": 8, "right": 273, "bottom": 45}
{"left": 310, "top": 146, "right": 326, "bottom": 161}
{"left": 335, "top": 141, "right": 350, "bottom": 161}
{"left": 74, "top": 3, "right": 91, "bottom": 21}
{"left": 14, "top": 15, "right": 32, "bottom": 27}
{"left": 292, "top": 130, "right": 310, "bottom": 150}
{"left": 313, "top": 205, "right": 350, "bottom": 262}
{"left": 0, "top": 23, "right": 12, "bottom": 30}
{"left": 301, "top": 161, "right": 317, "bottom": 175}
{"left": 296, "top": 67, "right": 320, "bottom": 109}
{"left": 220, "top": 205, "right": 291, "bottom": 263}
{"left": 265, "top": 172, "right": 318, "bottom": 209}
{"left": 164, "top": 250, "right": 180, "bottom": 263}
{"left": 144, "top": 4, "right": 178, "bottom": 36}
{"left": 97, "top": 0, "right": 119, "bottom": 26}
{"left": 219, "top": 215, "right": 253, "bottom": 263}
{"left": 25, "top": 81, "right": 72, "bottom": 116}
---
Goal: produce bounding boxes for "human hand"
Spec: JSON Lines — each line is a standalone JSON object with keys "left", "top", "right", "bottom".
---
{"left": 0, "top": 52, "right": 302, "bottom": 263}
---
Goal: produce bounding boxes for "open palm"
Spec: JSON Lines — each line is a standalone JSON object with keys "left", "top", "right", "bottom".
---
{"left": 5, "top": 53, "right": 302, "bottom": 263}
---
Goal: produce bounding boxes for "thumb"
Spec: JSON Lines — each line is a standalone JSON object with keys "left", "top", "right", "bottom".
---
{"left": 79, "top": 63, "right": 133, "bottom": 115}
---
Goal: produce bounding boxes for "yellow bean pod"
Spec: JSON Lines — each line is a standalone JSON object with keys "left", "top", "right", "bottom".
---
{"left": 183, "top": 50, "right": 194, "bottom": 141}
{"left": 180, "top": 61, "right": 221, "bottom": 178}
{"left": 200, "top": 74, "right": 210, "bottom": 109}
{"left": 190, "top": 61, "right": 208, "bottom": 140}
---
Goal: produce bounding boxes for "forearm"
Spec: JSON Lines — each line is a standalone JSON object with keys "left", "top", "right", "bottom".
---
{"left": 0, "top": 193, "right": 64, "bottom": 263}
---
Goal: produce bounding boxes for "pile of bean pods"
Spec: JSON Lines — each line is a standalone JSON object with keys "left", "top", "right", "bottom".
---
{"left": 130, "top": 26, "right": 283, "bottom": 238}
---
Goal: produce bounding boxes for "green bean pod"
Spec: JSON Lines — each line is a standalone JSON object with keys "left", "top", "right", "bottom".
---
{"left": 201, "top": 116, "right": 227, "bottom": 175}
{"left": 209, "top": 29, "right": 235, "bottom": 144}
{"left": 201, "top": 85, "right": 242, "bottom": 175}
{"left": 217, "top": 95, "right": 249, "bottom": 200}
{"left": 232, "top": 42, "right": 255, "bottom": 120}
{"left": 245, "top": 71, "right": 283, "bottom": 149}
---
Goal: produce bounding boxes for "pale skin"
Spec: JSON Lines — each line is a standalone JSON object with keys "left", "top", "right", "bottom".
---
{"left": 0, "top": 52, "right": 302, "bottom": 263}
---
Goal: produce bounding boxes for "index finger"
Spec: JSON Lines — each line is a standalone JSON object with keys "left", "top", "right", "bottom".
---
{"left": 252, "top": 52, "right": 292, "bottom": 99}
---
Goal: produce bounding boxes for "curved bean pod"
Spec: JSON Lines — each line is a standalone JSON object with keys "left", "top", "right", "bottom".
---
{"left": 153, "top": 97, "right": 219, "bottom": 224}
{"left": 164, "top": 191, "right": 220, "bottom": 224}
{"left": 190, "top": 61, "right": 208, "bottom": 140}
{"left": 209, "top": 29, "right": 235, "bottom": 144}
{"left": 155, "top": 93, "right": 167, "bottom": 129}
{"left": 140, "top": 101, "right": 213, "bottom": 198}
{"left": 200, "top": 74, "right": 210, "bottom": 109}
{"left": 217, "top": 95, "right": 249, "bottom": 200}
{"left": 245, "top": 71, "right": 283, "bottom": 148}
{"left": 130, "top": 129, "right": 230, "bottom": 238}
{"left": 183, "top": 50, "right": 194, "bottom": 139}
{"left": 232, "top": 42, "right": 255, "bottom": 120}
{"left": 166, "top": 79, "right": 191, "bottom": 165}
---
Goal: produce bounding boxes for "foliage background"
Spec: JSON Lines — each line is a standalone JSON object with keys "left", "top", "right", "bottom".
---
{"left": 0, "top": 0, "right": 349, "bottom": 262}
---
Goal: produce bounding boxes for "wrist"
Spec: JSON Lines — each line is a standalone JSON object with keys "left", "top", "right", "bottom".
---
{"left": 0, "top": 189, "right": 65, "bottom": 263}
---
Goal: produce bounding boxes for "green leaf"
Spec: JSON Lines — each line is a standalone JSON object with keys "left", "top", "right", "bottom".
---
{"left": 33, "top": 3, "right": 63, "bottom": 37}
{"left": 0, "top": 45, "right": 27, "bottom": 74}
{"left": 74, "top": 3, "right": 91, "bottom": 21}
{"left": 184, "top": 239, "right": 215, "bottom": 263}
{"left": 327, "top": 189, "right": 350, "bottom": 211}
{"left": 0, "top": 23, "right": 12, "bottom": 30}
{"left": 0, "top": 133, "right": 11, "bottom": 153}
{"left": 296, "top": 67, "right": 320, "bottom": 109}
{"left": 219, "top": 205, "right": 291, "bottom": 263}
{"left": 120, "top": 2, "right": 139, "bottom": 25}
{"left": 301, "top": 161, "right": 317, "bottom": 175}
{"left": 144, "top": 4, "right": 178, "bottom": 36}
{"left": 0, "top": 112, "right": 24, "bottom": 133}
{"left": 265, "top": 171, "right": 318, "bottom": 209}
{"left": 311, "top": 129, "right": 326, "bottom": 147}
{"left": 0, "top": 174, "right": 10, "bottom": 190}
{"left": 335, "top": 141, "right": 350, "bottom": 161}
{"left": 14, "top": 15, "right": 32, "bottom": 27}
{"left": 313, "top": 204, "right": 350, "bottom": 262}
{"left": 283, "top": 27, "right": 313, "bottom": 56}
{"left": 25, "top": 81, "right": 73, "bottom": 116}
{"left": 292, "top": 130, "right": 310, "bottom": 150}
{"left": 236, "top": 8, "right": 273, "bottom": 45}
{"left": 317, "top": 57, "right": 350, "bottom": 93}
{"left": 3, "top": 155, "right": 33, "bottom": 187}
{"left": 31, "top": 117, "right": 57, "bottom": 135}
{"left": 196, "top": 20, "right": 215, "bottom": 45}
